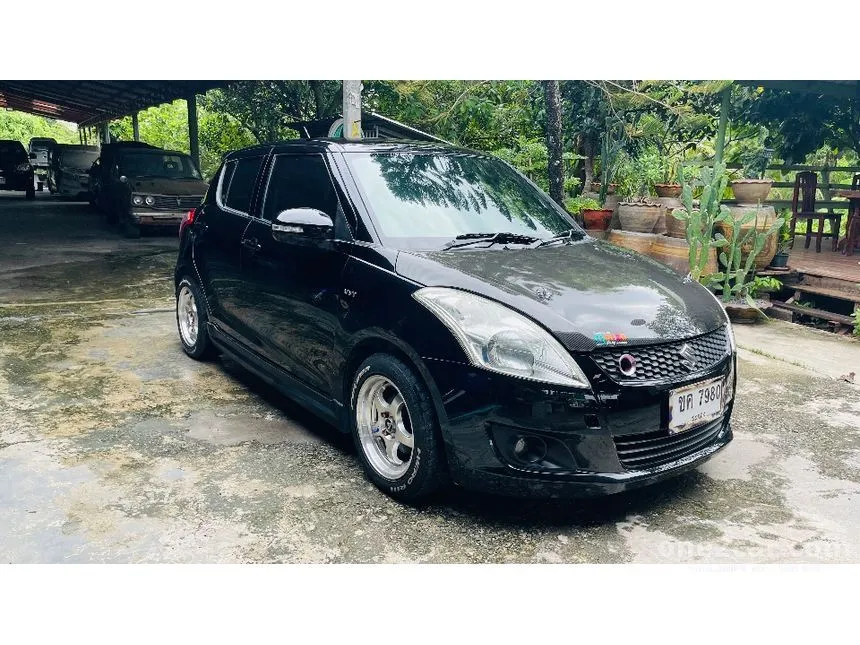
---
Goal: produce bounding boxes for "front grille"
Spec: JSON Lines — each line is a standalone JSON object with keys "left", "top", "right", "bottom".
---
{"left": 151, "top": 195, "right": 201, "bottom": 210}
{"left": 590, "top": 326, "right": 728, "bottom": 383}
{"left": 613, "top": 418, "right": 724, "bottom": 471}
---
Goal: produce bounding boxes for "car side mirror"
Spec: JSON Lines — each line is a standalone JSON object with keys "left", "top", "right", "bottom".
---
{"left": 271, "top": 208, "right": 333, "bottom": 242}
{"left": 29, "top": 153, "right": 37, "bottom": 160}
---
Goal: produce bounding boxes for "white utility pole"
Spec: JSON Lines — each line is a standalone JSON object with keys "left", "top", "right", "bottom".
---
{"left": 342, "top": 80, "right": 362, "bottom": 140}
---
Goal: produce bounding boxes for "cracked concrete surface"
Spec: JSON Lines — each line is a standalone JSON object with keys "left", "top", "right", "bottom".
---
{"left": 1, "top": 193, "right": 859, "bottom": 563}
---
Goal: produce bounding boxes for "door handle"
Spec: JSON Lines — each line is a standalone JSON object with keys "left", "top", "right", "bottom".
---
{"left": 242, "top": 238, "right": 261, "bottom": 252}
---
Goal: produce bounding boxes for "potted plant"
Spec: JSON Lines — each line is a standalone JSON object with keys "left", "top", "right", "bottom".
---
{"left": 731, "top": 147, "right": 774, "bottom": 204}
{"left": 769, "top": 219, "right": 792, "bottom": 269}
{"left": 566, "top": 196, "right": 612, "bottom": 230}
{"left": 654, "top": 155, "right": 682, "bottom": 198}
{"left": 714, "top": 206, "right": 785, "bottom": 323}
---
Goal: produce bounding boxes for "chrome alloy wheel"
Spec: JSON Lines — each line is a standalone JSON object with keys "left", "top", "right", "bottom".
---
{"left": 355, "top": 375, "right": 415, "bottom": 479}
{"left": 177, "top": 285, "right": 199, "bottom": 347}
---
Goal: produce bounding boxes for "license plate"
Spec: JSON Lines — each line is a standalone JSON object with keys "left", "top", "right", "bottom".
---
{"left": 668, "top": 376, "right": 724, "bottom": 434}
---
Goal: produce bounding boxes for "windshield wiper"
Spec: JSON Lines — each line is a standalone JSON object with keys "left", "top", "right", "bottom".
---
{"left": 535, "top": 228, "right": 586, "bottom": 248}
{"left": 442, "top": 232, "right": 540, "bottom": 250}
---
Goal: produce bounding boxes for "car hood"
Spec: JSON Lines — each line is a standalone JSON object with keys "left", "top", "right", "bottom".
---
{"left": 128, "top": 177, "right": 207, "bottom": 195}
{"left": 394, "top": 238, "right": 726, "bottom": 350}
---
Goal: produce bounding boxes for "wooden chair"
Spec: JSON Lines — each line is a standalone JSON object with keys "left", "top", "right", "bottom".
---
{"left": 789, "top": 171, "right": 841, "bottom": 252}
{"left": 843, "top": 174, "right": 860, "bottom": 256}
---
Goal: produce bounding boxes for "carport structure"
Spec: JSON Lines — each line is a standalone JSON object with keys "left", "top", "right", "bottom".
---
{"left": 0, "top": 81, "right": 230, "bottom": 166}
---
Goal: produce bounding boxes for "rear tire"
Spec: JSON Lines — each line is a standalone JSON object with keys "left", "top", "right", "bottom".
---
{"left": 350, "top": 353, "right": 447, "bottom": 503}
{"left": 176, "top": 277, "right": 215, "bottom": 360}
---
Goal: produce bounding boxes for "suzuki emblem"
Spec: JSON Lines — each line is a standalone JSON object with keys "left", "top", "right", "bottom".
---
{"left": 677, "top": 343, "right": 697, "bottom": 371}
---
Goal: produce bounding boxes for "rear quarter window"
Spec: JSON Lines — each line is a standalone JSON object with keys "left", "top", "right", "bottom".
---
{"left": 219, "top": 157, "right": 262, "bottom": 214}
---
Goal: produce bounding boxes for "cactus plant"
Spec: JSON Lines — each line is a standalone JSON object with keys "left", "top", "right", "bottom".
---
{"left": 670, "top": 162, "right": 731, "bottom": 284}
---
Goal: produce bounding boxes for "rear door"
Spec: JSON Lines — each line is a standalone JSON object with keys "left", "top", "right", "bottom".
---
{"left": 192, "top": 154, "right": 265, "bottom": 338}
{"left": 237, "top": 153, "right": 350, "bottom": 396}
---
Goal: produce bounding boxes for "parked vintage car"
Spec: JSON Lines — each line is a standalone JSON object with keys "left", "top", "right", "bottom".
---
{"left": 0, "top": 139, "right": 36, "bottom": 199}
{"left": 28, "top": 136, "right": 56, "bottom": 191}
{"left": 89, "top": 141, "right": 207, "bottom": 237}
{"left": 174, "top": 139, "right": 737, "bottom": 502}
{"left": 48, "top": 144, "right": 100, "bottom": 199}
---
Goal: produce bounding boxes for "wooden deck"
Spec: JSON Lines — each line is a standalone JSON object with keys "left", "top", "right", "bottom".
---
{"left": 788, "top": 243, "right": 860, "bottom": 284}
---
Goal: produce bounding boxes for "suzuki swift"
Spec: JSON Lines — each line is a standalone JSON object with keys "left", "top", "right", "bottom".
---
{"left": 175, "top": 140, "right": 736, "bottom": 502}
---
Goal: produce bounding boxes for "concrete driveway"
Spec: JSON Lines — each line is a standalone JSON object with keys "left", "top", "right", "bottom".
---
{"left": 2, "top": 191, "right": 859, "bottom": 563}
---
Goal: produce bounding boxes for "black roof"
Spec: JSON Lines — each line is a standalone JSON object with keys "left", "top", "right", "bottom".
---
{"left": 224, "top": 138, "right": 483, "bottom": 160}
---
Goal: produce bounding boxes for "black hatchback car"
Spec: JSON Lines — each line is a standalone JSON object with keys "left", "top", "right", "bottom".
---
{"left": 0, "top": 139, "right": 36, "bottom": 199}
{"left": 175, "top": 139, "right": 736, "bottom": 502}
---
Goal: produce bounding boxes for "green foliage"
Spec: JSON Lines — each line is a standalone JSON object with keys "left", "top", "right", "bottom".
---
{"left": 109, "top": 100, "right": 257, "bottom": 179}
{"left": 564, "top": 196, "right": 601, "bottom": 216}
{"left": 739, "top": 146, "right": 774, "bottom": 179}
{"left": 493, "top": 136, "right": 580, "bottom": 195}
{"left": 672, "top": 162, "right": 732, "bottom": 283}
{"left": 746, "top": 276, "right": 782, "bottom": 298}
{"left": 738, "top": 86, "right": 860, "bottom": 164}
{"left": 598, "top": 122, "right": 625, "bottom": 204}
{"left": 0, "top": 111, "right": 78, "bottom": 146}
{"left": 853, "top": 309, "right": 860, "bottom": 337}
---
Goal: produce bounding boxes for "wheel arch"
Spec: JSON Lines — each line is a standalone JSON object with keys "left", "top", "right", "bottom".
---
{"left": 339, "top": 332, "right": 451, "bottom": 452}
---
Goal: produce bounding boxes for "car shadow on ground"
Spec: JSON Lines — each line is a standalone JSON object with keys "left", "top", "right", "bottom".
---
{"left": 215, "top": 350, "right": 702, "bottom": 529}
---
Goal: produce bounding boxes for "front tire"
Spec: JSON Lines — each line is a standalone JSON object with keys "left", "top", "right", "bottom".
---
{"left": 350, "top": 353, "right": 446, "bottom": 502}
{"left": 176, "top": 277, "right": 215, "bottom": 360}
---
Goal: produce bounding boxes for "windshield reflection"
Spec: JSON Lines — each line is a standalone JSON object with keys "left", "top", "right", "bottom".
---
{"left": 348, "top": 152, "right": 577, "bottom": 248}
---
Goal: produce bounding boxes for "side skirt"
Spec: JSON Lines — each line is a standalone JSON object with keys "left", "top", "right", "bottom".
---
{"left": 207, "top": 322, "right": 342, "bottom": 429}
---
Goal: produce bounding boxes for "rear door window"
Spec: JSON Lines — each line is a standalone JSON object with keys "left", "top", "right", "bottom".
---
{"left": 222, "top": 157, "right": 263, "bottom": 214}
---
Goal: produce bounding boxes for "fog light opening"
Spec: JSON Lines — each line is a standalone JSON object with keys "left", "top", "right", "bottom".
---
{"left": 513, "top": 435, "right": 547, "bottom": 464}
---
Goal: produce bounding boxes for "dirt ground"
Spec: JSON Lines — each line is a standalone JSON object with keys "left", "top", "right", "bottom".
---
{"left": 1, "top": 191, "right": 859, "bottom": 563}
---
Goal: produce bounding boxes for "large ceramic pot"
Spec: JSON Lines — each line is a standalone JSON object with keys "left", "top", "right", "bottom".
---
{"left": 655, "top": 196, "right": 683, "bottom": 236}
{"left": 607, "top": 230, "right": 658, "bottom": 255}
{"left": 582, "top": 208, "right": 613, "bottom": 231}
{"left": 731, "top": 179, "right": 773, "bottom": 204}
{"left": 716, "top": 204, "right": 779, "bottom": 270}
{"left": 654, "top": 183, "right": 682, "bottom": 198}
{"left": 618, "top": 202, "right": 664, "bottom": 233}
{"left": 648, "top": 234, "right": 718, "bottom": 276}
{"left": 665, "top": 208, "right": 688, "bottom": 238}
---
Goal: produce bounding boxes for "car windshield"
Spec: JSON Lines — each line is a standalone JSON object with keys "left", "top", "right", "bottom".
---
{"left": 56, "top": 148, "right": 98, "bottom": 168}
{"left": 346, "top": 151, "right": 578, "bottom": 249}
{"left": 118, "top": 151, "right": 201, "bottom": 179}
{"left": 0, "top": 141, "right": 27, "bottom": 161}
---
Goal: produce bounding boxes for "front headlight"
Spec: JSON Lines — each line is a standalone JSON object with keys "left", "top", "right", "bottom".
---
{"left": 132, "top": 194, "right": 144, "bottom": 206}
{"left": 144, "top": 195, "right": 156, "bottom": 206}
{"left": 15, "top": 163, "right": 30, "bottom": 172}
{"left": 413, "top": 287, "right": 590, "bottom": 388}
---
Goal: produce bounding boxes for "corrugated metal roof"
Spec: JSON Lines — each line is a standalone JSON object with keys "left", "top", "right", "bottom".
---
{"left": 0, "top": 80, "right": 229, "bottom": 126}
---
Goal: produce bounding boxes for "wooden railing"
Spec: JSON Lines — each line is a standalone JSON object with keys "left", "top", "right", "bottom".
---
{"left": 682, "top": 161, "right": 860, "bottom": 212}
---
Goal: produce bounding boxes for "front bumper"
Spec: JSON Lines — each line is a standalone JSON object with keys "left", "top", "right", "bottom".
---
{"left": 131, "top": 210, "right": 185, "bottom": 227}
{"left": 423, "top": 351, "right": 735, "bottom": 498}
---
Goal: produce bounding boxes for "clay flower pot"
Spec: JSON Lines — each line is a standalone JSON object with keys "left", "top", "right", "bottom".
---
{"left": 582, "top": 208, "right": 613, "bottom": 231}
{"left": 618, "top": 202, "right": 664, "bottom": 233}
{"left": 591, "top": 183, "right": 618, "bottom": 195}
{"left": 654, "top": 183, "right": 682, "bottom": 198}
{"left": 731, "top": 179, "right": 773, "bottom": 204}
{"left": 665, "top": 209, "right": 689, "bottom": 238}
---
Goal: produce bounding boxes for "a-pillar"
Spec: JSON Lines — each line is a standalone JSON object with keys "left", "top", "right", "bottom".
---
{"left": 132, "top": 112, "right": 140, "bottom": 142}
{"left": 187, "top": 94, "right": 199, "bottom": 169}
